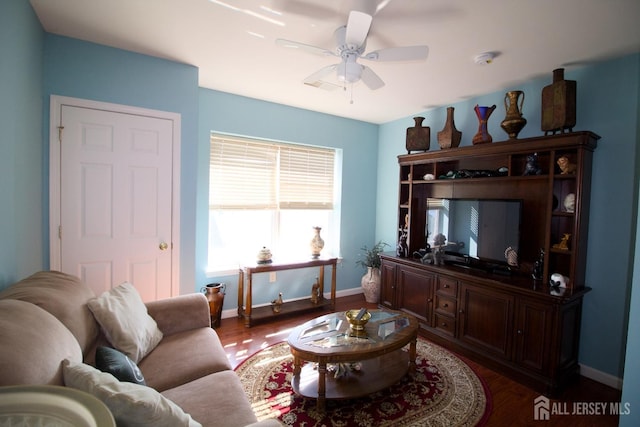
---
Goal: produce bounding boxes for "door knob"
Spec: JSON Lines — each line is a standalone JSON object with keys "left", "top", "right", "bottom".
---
{"left": 159, "top": 242, "right": 169, "bottom": 251}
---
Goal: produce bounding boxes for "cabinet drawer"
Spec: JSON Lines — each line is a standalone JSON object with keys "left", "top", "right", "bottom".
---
{"left": 435, "top": 314, "right": 456, "bottom": 336}
{"left": 435, "top": 295, "right": 457, "bottom": 316}
{"left": 437, "top": 277, "right": 458, "bottom": 296}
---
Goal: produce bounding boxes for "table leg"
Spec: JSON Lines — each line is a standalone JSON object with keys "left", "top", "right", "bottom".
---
{"left": 317, "top": 361, "right": 327, "bottom": 412}
{"left": 409, "top": 337, "right": 417, "bottom": 373}
{"left": 293, "top": 356, "right": 301, "bottom": 376}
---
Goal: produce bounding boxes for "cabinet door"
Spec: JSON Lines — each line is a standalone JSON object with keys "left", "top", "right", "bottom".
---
{"left": 379, "top": 261, "right": 397, "bottom": 309}
{"left": 458, "top": 283, "right": 514, "bottom": 360}
{"left": 514, "top": 298, "right": 553, "bottom": 374}
{"left": 397, "top": 265, "right": 434, "bottom": 326}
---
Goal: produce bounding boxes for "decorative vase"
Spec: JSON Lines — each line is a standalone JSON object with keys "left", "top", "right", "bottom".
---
{"left": 256, "top": 246, "right": 272, "bottom": 264}
{"left": 500, "top": 90, "right": 527, "bottom": 139}
{"left": 310, "top": 226, "right": 324, "bottom": 258}
{"left": 437, "top": 107, "right": 462, "bottom": 149}
{"left": 541, "top": 68, "right": 576, "bottom": 135}
{"left": 472, "top": 105, "right": 496, "bottom": 144}
{"left": 406, "top": 116, "right": 430, "bottom": 154}
{"left": 361, "top": 267, "right": 381, "bottom": 303}
{"left": 200, "top": 283, "right": 226, "bottom": 328}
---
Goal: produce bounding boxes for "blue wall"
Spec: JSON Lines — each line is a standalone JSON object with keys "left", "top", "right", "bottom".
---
{"left": 42, "top": 35, "right": 200, "bottom": 293}
{"left": 199, "top": 89, "right": 379, "bottom": 305}
{"left": 377, "top": 55, "right": 640, "bottom": 380}
{"left": 0, "top": 0, "right": 44, "bottom": 287}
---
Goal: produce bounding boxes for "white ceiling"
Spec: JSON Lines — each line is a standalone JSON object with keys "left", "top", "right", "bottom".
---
{"left": 30, "top": 0, "right": 640, "bottom": 124}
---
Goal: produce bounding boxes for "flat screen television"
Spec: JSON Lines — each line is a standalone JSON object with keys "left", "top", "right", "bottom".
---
{"left": 426, "top": 198, "right": 522, "bottom": 270}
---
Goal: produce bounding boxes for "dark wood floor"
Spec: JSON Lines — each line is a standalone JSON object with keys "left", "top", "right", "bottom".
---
{"left": 217, "top": 294, "right": 621, "bottom": 426}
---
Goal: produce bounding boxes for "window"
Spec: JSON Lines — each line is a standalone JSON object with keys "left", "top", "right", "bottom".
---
{"left": 208, "top": 134, "right": 341, "bottom": 272}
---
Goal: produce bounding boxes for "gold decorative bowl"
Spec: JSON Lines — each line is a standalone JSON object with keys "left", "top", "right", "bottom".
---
{"left": 345, "top": 309, "right": 371, "bottom": 331}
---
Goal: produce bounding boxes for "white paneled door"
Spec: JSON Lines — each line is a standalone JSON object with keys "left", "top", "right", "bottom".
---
{"left": 50, "top": 97, "right": 180, "bottom": 302}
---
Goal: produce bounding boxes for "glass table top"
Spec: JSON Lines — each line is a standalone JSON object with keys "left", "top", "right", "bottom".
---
{"left": 294, "top": 310, "right": 412, "bottom": 349}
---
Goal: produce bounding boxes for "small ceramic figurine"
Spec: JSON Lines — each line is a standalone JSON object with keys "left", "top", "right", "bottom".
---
{"left": 563, "top": 193, "right": 575, "bottom": 212}
{"left": 272, "top": 292, "right": 283, "bottom": 313}
{"left": 532, "top": 248, "right": 545, "bottom": 280}
{"left": 397, "top": 233, "right": 409, "bottom": 258}
{"left": 557, "top": 156, "right": 577, "bottom": 174}
{"left": 310, "top": 279, "right": 320, "bottom": 304}
{"left": 504, "top": 246, "right": 518, "bottom": 267}
{"left": 523, "top": 152, "right": 542, "bottom": 176}
{"left": 552, "top": 233, "right": 571, "bottom": 250}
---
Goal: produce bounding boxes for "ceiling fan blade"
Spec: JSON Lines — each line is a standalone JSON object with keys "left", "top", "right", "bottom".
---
{"left": 361, "top": 66, "right": 385, "bottom": 90}
{"left": 303, "top": 64, "right": 338, "bottom": 84}
{"left": 345, "top": 10, "right": 372, "bottom": 48}
{"left": 275, "top": 38, "right": 335, "bottom": 56}
{"left": 364, "top": 45, "right": 429, "bottom": 61}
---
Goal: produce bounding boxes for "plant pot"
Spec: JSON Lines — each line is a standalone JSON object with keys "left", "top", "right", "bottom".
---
{"left": 361, "top": 267, "right": 381, "bottom": 303}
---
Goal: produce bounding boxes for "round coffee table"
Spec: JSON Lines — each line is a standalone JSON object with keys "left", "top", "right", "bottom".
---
{"left": 287, "top": 309, "right": 418, "bottom": 411}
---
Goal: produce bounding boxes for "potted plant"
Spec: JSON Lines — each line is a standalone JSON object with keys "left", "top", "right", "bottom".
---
{"left": 356, "top": 241, "right": 388, "bottom": 303}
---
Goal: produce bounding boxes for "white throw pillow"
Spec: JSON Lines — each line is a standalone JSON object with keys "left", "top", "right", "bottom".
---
{"left": 87, "top": 282, "right": 163, "bottom": 363}
{"left": 62, "top": 360, "right": 202, "bottom": 427}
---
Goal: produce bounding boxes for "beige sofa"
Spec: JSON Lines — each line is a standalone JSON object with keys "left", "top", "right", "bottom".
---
{"left": 0, "top": 271, "right": 281, "bottom": 427}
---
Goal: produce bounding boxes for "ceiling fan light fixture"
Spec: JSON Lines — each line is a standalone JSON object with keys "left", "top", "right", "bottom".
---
{"left": 337, "top": 61, "right": 363, "bottom": 83}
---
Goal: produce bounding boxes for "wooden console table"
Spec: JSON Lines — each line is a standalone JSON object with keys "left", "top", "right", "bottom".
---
{"left": 237, "top": 257, "right": 337, "bottom": 327}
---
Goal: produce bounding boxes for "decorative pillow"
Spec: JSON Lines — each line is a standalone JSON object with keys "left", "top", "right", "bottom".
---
{"left": 96, "top": 346, "right": 146, "bottom": 385}
{"left": 87, "top": 282, "right": 163, "bottom": 363}
{"left": 62, "top": 360, "right": 202, "bottom": 427}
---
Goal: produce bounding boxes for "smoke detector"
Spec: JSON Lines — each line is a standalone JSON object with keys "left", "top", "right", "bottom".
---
{"left": 474, "top": 52, "right": 494, "bottom": 65}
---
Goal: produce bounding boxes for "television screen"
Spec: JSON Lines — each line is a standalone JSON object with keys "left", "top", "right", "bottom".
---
{"left": 426, "top": 198, "right": 522, "bottom": 266}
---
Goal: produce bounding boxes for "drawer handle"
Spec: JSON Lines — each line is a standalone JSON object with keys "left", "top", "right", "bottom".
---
{"left": 443, "top": 303, "right": 449, "bottom": 308}
{"left": 441, "top": 322, "right": 447, "bottom": 327}
{"left": 444, "top": 284, "right": 450, "bottom": 288}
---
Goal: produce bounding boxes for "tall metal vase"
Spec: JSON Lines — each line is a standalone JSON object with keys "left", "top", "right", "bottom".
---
{"left": 437, "top": 107, "right": 462, "bottom": 149}
{"left": 500, "top": 90, "right": 527, "bottom": 139}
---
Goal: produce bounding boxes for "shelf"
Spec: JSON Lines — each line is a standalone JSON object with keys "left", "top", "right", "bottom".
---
{"left": 247, "top": 299, "right": 333, "bottom": 324}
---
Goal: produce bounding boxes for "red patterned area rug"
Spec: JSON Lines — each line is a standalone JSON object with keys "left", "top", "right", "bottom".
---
{"left": 236, "top": 338, "right": 492, "bottom": 426}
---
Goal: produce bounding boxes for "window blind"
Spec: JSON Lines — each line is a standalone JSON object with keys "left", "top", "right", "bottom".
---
{"left": 210, "top": 134, "right": 335, "bottom": 210}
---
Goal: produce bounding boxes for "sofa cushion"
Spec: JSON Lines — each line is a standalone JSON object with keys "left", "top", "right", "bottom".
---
{"left": 162, "top": 371, "right": 259, "bottom": 427}
{"left": 0, "top": 270, "right": 99, "bottom": 354}
{"left": 96, "top": 346, "right": 146, "bottom": 385}
{"left": 62, "top": 360, "right": 202, "bottom": 427}
{"left": 88, "top": 282, "right": 163, "bottom": 363}
{"left": 0, "top": 299, "right": 82, "bottom": 386}
{"left": 139, "top": 327, "right": 232, "bottom": 392}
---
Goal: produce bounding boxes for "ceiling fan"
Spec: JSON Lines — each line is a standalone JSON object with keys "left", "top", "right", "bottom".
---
{"left": 275, "top": 8, "right": 429, "bottom": 91}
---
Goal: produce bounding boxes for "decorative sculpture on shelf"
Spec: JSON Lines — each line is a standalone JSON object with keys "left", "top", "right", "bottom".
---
{"left": 271, "top": 292, "right": 283, "bottom": 313}
{"left": 552, "top": 233, "right": 571, "bottom": 250}
{"left": 396, "top": 232, "right": 409, "bottom": 258}
{"left": 523, "top": 153, "right": 542, "bottom": 176}
{"left": 504, "top": 247, "right": 518, "bottom": 267}
{"left": 532, "top": 248, "right": 545, "bottom": 280}
{"left": 557, "top": 156, "right": 576, "bottom": 174}
{"left": 310, "top": 278, "right": 320, "bottom": 304}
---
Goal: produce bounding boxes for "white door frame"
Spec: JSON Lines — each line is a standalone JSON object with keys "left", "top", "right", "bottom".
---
{"left": 49, "top": 95, "right": 181, "bottom": 296}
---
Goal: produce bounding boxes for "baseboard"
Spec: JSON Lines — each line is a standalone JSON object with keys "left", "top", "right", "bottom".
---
{"left": 220, "top": 287, "right": 364, "bottom": 320}
{"left": 579, "top": 364, "right": 623, "bottom": 390}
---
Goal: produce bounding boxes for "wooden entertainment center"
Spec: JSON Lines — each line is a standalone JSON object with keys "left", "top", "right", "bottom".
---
{"left": 380, "top": 131, "right": 599, "bottom": 394}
